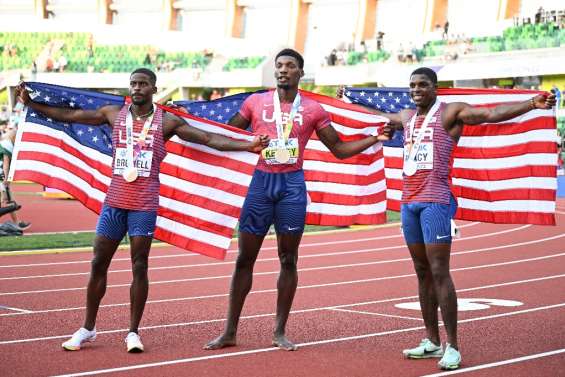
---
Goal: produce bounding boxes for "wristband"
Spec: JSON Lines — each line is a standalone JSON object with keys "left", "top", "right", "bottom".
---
{"left": 530, "top": 97, "right": 536, "bottom": 110}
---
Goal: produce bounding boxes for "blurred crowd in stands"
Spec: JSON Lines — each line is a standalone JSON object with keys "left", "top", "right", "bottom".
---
{"left": 324, "top": 6, "right": 565, "bottom": 67}
{"left": 0, "top": 104, "right": 31, "bottom": 235}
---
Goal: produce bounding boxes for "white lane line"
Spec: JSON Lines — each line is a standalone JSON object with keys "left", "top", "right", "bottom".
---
{"left": 423, "top": 349, "right": 565, "bottom": 376}
{"left": 0, "top": 305, "right": 32, "bottom": 314}
{"left": 0, "top": 224, "right": 535, "bottom": 282}
{"left": 330, "top": 308, "right": 423, "bottom": 321}
{"left": 1, "top": 229, "right": 563, "bottom": 297}
{"left": 2, "top": 271, "right": 564, "bottom": 343}
{"left": 0, "top": 222, "right": 482, "bottom": 272}
{"left": 4, "top": 270, "right": 565, "bottom": 318}
{"left": 0, "top": 231, "right": 405, "bottom": 268}
{"left": 50, "top": 303, "right": 565, "bottom": 377}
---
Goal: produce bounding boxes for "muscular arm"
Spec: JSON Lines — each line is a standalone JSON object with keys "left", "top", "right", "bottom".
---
{"left": 16, "top": 83, "right": 118, "bottom": 126}
{"left": 336, "top": 85, "right": 405, "bottom": 128}
{"left": 443, "top": 93, "right": 556, "bottom": 140}
{"left": 163, "top": 113, "right": 268, "bottom": 152}
{"left": 364, "top": 107, "right": 405, "bottom": 128}
{"left": 316, "top": 125, "right": 388, "bottom": 160}
{"left": 227, "top": 113, "right": 251, "bottom": 130}
{"left": 452, "top": 93, "right": 555, "bottom": 125}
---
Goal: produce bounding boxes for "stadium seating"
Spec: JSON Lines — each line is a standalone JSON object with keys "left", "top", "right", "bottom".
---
{"left": 334, "top": 20, "right": 564, "bottom": 67}
{"left": 0, "top": 32, "right": 210, "bottom": 73}
{"left": 419, "top": 21, "right": 563, "bottom": 60}
{"left": 222, "top": 56, "right": 266, "bottom": 71}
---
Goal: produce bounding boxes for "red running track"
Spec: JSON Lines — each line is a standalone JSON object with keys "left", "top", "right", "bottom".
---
{"left": 6, "top": 183, "right": 98, "bottom": 233}
{"left": 0, "top": 200, "right": 564, "bottom": 376}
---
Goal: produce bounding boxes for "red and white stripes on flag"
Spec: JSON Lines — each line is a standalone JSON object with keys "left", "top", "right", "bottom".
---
{"left": 12, "top": 106, "right": 259, "bottom": 260}
{"left": 300, "top": 91, "right": 390, "bottom": 226}
{"left": 383, "top": 88, "right": 558, "bottom": 225}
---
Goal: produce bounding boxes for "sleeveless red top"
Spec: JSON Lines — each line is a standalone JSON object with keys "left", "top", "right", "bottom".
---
{"left": 401, "top": 103, "right": 455, "bottom": 205}
{"left": 105, "top": 105, "right": 166, "bottom": 211}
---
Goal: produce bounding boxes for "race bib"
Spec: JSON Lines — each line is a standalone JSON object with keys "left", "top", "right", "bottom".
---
{"left": 262, "top": 138, "right": 299, "bottom": 165}
{"left": 404, "top": 141, "right": 434, "bottom": 172}
{"left": 113, "top": 147, "right": 153, "bottom": 177}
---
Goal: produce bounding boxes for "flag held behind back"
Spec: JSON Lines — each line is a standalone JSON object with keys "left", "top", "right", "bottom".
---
{"left": 346, "top": 86, "right": 557, "bottom": 225}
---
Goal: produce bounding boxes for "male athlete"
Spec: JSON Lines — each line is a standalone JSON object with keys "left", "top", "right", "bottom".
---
{"left": 204, "top": 49, "right": 391, "bottom": 352}
{"left": 16, "top": 68, "right": 269, "bottom": 353}
{"left": 339, "top": 67, "right": 555, "bottom": 369}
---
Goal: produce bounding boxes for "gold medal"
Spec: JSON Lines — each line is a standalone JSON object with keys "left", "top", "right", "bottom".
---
{"left": 123, "top": 167, "right": 138, "bottom": 182}
{"left": 274, "top": 148, "right": 290, "bottom": 164}
{"left": 403, "top": 160, "right": 417, "bottom": 176}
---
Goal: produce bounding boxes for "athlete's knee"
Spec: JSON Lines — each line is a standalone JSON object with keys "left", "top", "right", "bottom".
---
{"left": 91, "top": 255, "right": 111, "bottom": 276}
{"left": 413, "top": 261, "right": 431, "bottom": 282}
{"left": 234, "top": 253, "right": 256, "bottom": 271}
{"left": 429, "top": 261, "right": 451, "bottom": 282}
{"left": 131, "top": 258, "right": 149, "bottom": 278}
{"left": 279, "top": 252, "right": 297, "bottom": 271}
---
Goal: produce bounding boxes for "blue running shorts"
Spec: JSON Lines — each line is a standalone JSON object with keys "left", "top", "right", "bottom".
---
{"left": 239, "top": 169, "right": 307, "bottom": 236}
{"left": 401, "top": 195, "right": 458, "bottom": 244}
{"left": 96, "top": 205, "right": 157, "bottom": 240}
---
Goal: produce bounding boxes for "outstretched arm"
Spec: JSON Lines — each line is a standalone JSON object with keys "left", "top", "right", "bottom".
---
{"left": 227, "top": 113, "right": 251, "bottom": 130}
{"left": 15, "top": 82, "right": 118, "bottom": 126}
{"left": 336, "top": 85, "right": 404, "bottom": 128}
{"left": 453, "top": 93, "right": 556, "bottom": 125}
{"left": 316, "top": 125, "right": 391, "bottom": 160}
{"left": 163, "top": 113, "right": 268, "bottom": 152}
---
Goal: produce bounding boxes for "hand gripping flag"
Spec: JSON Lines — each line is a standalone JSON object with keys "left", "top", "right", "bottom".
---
{"left": 10, "top": 82, "right": 260, "bottom": 259}
{"left": 10, "top": 83, "right": 389, "bottom": 260}
{"left": 345, "top": 87, "right": 558, "bottom": 225}
{"left": 176, "top": 89, "right": 391, "bottom": 226}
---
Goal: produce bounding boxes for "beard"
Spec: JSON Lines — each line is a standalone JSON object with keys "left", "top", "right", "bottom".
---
{"left": 277, "top": 83, "right": 291, "bottom": 90}
{"left": 131, "top": 97, "right": 147, "bottom": 106}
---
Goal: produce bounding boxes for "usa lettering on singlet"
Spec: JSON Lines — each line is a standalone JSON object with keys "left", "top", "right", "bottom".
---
{"left": 402, "top": 103, "right": 455, "bottom": 205}
{"left": 238, "top": 91, "right": 331, "bottom": 174}
{"left": 105, "top": 106, "right": 167, "bottom": 211}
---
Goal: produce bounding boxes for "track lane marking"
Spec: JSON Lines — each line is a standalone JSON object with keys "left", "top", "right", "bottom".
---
{"left": 1, "top": 232, "right": 563, "bottom": 296}
{"left": 2, "top": 271, "right": 564, "bottom": 343}
{"left": 50, "top": 303, "right": 565, "bottom": 377}
{"left": 329, "top": 308, "right": 423, "bottom": 321}
{"left": 0, "top": 225, "right": 536, "bottom": 282}
{"left": 0, "top": 305, "right": 32, "bottom": 314}
{"left": 0, "top": 223, "right": 482, "bottom": 269}
{"left": 423, "top": 349, "right": 565, "bottom": 376}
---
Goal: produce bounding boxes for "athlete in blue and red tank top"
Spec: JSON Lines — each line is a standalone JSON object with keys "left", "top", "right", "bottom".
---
{"left": 16, "top": 69, "right": 269, "bottom": 353}
{"left": 204, "top": 49, "right": 392, "bottom": 352}
{"left": 339, "top": 68, "right": 555, "bottom": 371}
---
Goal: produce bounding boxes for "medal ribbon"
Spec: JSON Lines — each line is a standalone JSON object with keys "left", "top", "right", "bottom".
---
{"left": 404, "top": 100, "right": 440, "bottom": 172}
{"left": 125, "top": 104, "right": 155, "bottom": 173}
{"left": 273, "top": 90, "right": 301, "bottom": 145}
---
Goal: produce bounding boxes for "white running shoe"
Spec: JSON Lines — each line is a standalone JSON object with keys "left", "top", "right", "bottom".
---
{"left": 125, "top": 332, "right": 144, "bottom": 353}
{"left": 438, "top": 343, "right": 461, "bottom": 370}
{"left": 402, "top": 338, "right": 443, "bottom": 359}
{"left": 62, "top": 327, "right": 96, "bottom": 351}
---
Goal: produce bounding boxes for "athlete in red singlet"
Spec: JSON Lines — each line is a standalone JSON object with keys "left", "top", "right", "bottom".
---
{"left": 339, "top": 67, "right": 555, "bottom": 370}
{"left": 16, "top": 69, "right": 269, "bottom": 353}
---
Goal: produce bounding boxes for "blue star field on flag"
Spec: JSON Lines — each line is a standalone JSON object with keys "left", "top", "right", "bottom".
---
{"left": 175, "top": 88, "right": 408, "bottom": 147}
{"left": 174, "top": 90, "right": 267, "bottom": 125}
{"left": 24, "top": 82, "right": 124, "bottom": 156}
{"left": 345, "top": 87, "right": 416, "bottom": 147}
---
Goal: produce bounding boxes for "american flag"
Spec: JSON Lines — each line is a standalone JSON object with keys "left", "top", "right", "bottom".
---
{"left": 176, "top": 90, "right": 390, "bottom": 226}
{"left": 345, "top": 87, "right": 558, "bottom": 225}
{"left": 10, "top": 82, "right": 260, "bottom": 259}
